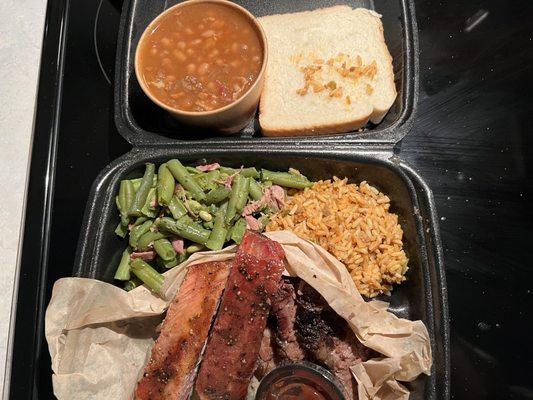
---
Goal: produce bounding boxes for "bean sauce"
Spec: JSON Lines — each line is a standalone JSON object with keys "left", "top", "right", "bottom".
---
{"left": 137, "top": 3, "right": 263, "bottom": 112}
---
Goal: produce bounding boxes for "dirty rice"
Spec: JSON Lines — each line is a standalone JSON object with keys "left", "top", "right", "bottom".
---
{"left": 266, "top": 177, "right": 408, "bottom": 297}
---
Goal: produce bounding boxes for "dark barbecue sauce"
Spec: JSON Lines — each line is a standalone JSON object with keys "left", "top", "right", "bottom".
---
{"left": 265, "top": 381, "right": 327, "bottom": 400}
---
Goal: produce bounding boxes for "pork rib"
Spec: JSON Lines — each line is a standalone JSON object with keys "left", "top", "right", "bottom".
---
{"left": 135, "top": 261, "right": 230, "bottom": 400}
{"left": 194, "top": 231, "right": 285, "bottom": 400}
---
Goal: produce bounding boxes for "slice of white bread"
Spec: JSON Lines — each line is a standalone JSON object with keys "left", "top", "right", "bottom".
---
{"left": 258, "top": 6, "right": 397, "bottom": 136}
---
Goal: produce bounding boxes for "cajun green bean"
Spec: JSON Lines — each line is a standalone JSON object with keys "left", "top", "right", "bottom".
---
{"left": 168, "top": 195, "right": 187, "bottom": 220}
{"left": 205, "top": 186, "right": 231, "bottom": 204}
{"left": 130, "top": 259, "right": 164, "bottom": 294}
{"left": 157, "top": 164, "right": 175, "bottom": 206}
{"left": 153, "top": 238, "right": 177, "bottom": 261}
{"left": 129, "top": 220, "right": 153, "bottom": 248}
{"left": 129, "top": 163, "right": 155, "bottom": 217}
{"left": 137, "top": 231, "right": 166, "bottom": 251}
{"left": 157, "top": 216, "right": 211, "bottom": 245}
{"left": 114, "top": 247, "right": 132, "bottom": 281}
{"left": 225, "top": 174, "right": 249, "bottom": 224}
{"left": 118, "top": 180, "right": 135, "bottom": 225}
{"left": 231, "top": 217, "right": 247, "bottom": 244}
{"left": 124, "top": 278, "right": 142, "bottom": 291}
{"left": 206, "top": 205, "right": 228, "bottom": 251}
{"left": 248, "top": 178, "right": 264, "bottom": 201}
{"left": 167, "top": 159, "right": 206, "bottom": 201}
{"left": 261, "top": 169, "right": 313, "bottom": 189}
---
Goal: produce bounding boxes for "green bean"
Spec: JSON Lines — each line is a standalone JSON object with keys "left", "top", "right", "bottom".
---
{"left": 115, "top": 222, "right": 128, "bottom": 238}
{"left": 141, "top": 187, "right": 158, "bottom": 218}
{"left": 205, "top": 186, "right": 231, "bottom": 204}
{"left": 231, "top": 218, "right": 247, "bottom": 244}
{"left": 168, "top": 195, "right": 187, "bottom": 220}
{"left": 154, "top": 238, "right": 177, "bottom": 261}
{"left": 226, "top": 224, "right": 234, "bottom": 241}
{"left": 185, "top": 166, "right": 202, "bottom": 175}
{"left": 261, "top": 169, "right": 313, "bottom": 189}
{"left": 124, "top": 278, "right": 142, "bottom": 291}
{"left": 131, "top": 175, "right": 157, "bottom": 191}
{"left": 137, "top": 231, "right": 166, "bottom": 251}
{"left": 219, "top": 167, "right": 259, "bottom": 178}
{"left": 118, "top": 180, "right": 135, "bottom": 225}
{"left": 249, "top": 178, "right": 264, "bottom": 201}
{"left": 157, "top": 216, "right": 210, "bottom": 245}
{"left": 206, "top": 207, "right": 228, "bottom": 251}
{"left": 235, "top": 178, "right": 250, "bottom": 214}
{"left": 241, "top": 167, "right": 260, "bottom": 179}
{"left": 130, "top": 216, "right": 148, "bottom": 228}
{"left": 186, "top": 243, "right": 206, "bottom": 254}
{"left": 167, "top": 159, "right": 206, "bottom": 201}
{"left": 225, "top": 175, "right": 249, "bottom": 224}
{"left": 131, "top": 259, "right": 164, "bottom": 294}
{"left": 129, "top": 220, "right": 153, "bottom": 248}
{"left": 218, "top": 167, "right": 236, "bottom": 176}
{"left": 157, "top": 256, "right": 179, "bottom": 269}
{"left": 262, "top": 180, "right": 273, "bottom": 188}
{"left": 157, "top": 164, "right": 175, "bottom": 206}
{"left": 114, "top": 247, "right": 132, "bottom": 281}
{"left": 193, "top": 170, "right": 220, "bottom": 191}
{"left": 129, "top": 163, "right": 156, "bottom": 217}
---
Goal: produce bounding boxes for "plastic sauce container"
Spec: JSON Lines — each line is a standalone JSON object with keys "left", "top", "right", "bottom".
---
{"left": 255, "top": 362, "right": 346, "bottom": 400}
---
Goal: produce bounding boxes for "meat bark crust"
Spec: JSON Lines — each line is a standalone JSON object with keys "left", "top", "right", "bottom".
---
{"left": 135, "top": 261, "right": 230, "bottom": 400}
{"left": 295, "top": 283, "right": 373, "bottom": 400}
{"left": 194, "top": 231, "right": 285, "bottom": 400}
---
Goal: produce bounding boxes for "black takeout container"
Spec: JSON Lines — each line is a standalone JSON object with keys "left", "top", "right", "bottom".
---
{"left": 73, "top": 147, "right": 449, "bottom": 400}
{"left": 7, "top": 1, "right": 450, "bottom": 399}
{"left": 115, "top": 0, "right": 418, "bottom": 145}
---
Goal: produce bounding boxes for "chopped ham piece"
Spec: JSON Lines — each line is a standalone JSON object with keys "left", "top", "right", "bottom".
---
{"left": 245, "top": 215, "right": 262, "bottom": 231}
{"left": 241, "top": 185, "right": 285, "bottom": 217}
{"left": 224, "top": 174, "right": 234, "bottom": 189}
{"left": 130, "top": 251, "right": 156, "bottom": 261}
{"left": 196, "top": 163, "right": 220, "bottom": 172}
{"left": 172, "top": 238, "right": 185, "bottom": 254}
{"left": 242, "top": 200, "right": 262, "bottom": 216}
{"left": 263, "top": 185, "right": 285, "bottom": 212}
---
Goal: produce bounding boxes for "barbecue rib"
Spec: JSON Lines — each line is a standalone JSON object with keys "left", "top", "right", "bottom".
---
{"left": 135, "top": 262, "right": 230, "bottom": 400}
{"left": 194, "top": 231, "right": 285, "bottom": 400}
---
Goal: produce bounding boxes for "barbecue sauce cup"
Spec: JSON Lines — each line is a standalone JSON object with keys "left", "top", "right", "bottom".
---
{"left": 134, "top": 0, "right": 268, "bottom": 135}
{"left": 255, "top": 362, "right": 346, "bottom": 400}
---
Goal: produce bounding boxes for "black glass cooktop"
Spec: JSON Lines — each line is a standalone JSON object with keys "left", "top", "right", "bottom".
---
{"left": 7, "top": 0, "right": 532, "bottom": 398}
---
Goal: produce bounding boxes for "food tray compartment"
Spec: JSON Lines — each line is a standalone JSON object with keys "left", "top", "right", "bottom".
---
{"left": 74, "top": 148, "right": 448, "bottom": 399}
{"left": 115, "top": 0, "right": 418, "bottom": 146}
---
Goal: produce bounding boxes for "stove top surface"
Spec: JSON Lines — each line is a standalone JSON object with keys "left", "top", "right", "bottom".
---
{"left": 8, "top": 0, "right": 533, "bottom": 398}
